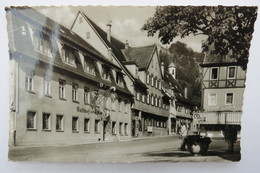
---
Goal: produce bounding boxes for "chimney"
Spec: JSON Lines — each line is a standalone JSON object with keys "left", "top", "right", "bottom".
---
{"left": 106, "top": 20, "right": 112, "bottom": 42}
{"left": 125, "top": 40, "right": 129, "bottom": 49}
{"left": 160, "top": 62, "right": 165, "bottom": 77}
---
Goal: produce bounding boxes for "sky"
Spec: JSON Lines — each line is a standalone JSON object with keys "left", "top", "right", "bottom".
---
{"left": 35, "top": 6, "right": 206, "bottom": 52}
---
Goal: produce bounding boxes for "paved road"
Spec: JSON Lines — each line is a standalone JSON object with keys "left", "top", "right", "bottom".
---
{"left": 9, "top": 136, "right": 240, "bottom": 162}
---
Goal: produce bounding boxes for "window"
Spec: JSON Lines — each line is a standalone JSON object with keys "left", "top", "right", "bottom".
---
{"left": 79, "top": 16, "right": 83, "bottom": 23}
{"left": 86, "top": 32, "right": 90, "bottom": 39}
{"left": 84, "top": 87, "right": 90, "bottom": 104}
{"left": 72, "top": 84, "right": 78, "bottom": 102}
{"left": 147, "top": 94, "right": 150, "bottom": 104}
{"left": 34, "top": 34, "right": 51, "bottom": 55}
{"left": 141, "top": 94, "right": 146, "bottom": 103}
{"left": 151, "top": 77, "right": 154, "bottom": 87}
{"left": 208, "top": 93, "right": 217, "bottom": 106}
{"left": 171, "top": 69, "right": 175, "bottom": 76}
{"left": 43, "top": 76, "right": 51, "bottom": 96}
{"left": 56, "top": 115, "right": 64, "bottom": 131}
{"left": 226, "top": 93, "right": 234, "bottom": 105}
{"left": 102, "top": 66, "right": 111, "bottom": 81}
{"left": 61, "top": 48, "right": 76, "bottom": 66}
{"left": 112, "top": 122, "right": 116, "bottom": 134}
{"left": 211, "top": 67, "right": 219, "bottom": 80}
{"left": 228, "top": 66, "right": 236, "bottom": 79}
{"left": 158, "top": 97, "right": 161, "bottom": 108}
{"left": 146, "top": 74, "right": 150, "bottom": 84}
{"left": 155, "top": 96, "right": 158, "bottom": 106}
{"left": 116, "top": 72, "right": 124, "bottom": 86}
{"left": 124, "top": 123, "right": 128, "bottom": 135}
{"left": 119, "top": 122, "right": 123, "bottom": 134}
{"left": 158, "top": 81, "right": 161, "bottom": 90}
{"left": 151, "top": 95, "right": 154, "bottom": 106}
{"left": 94, "top": 120, "right": 100, "bottom": 133}
{"left": 27, "top": 111, "right": 36, "bottom": 129}
{"left": 42, "top": 113, "right": 51, "bottom": 130}
{"left": 25, "top": 71, "right": 33, "bottom": 92}
{"left": 84, "top": 118, "right": 90, "bottom": 132}
{"left": 154, "top": 78, "right": 158, "bottom": 88}
{"left": 136, "top": 92, "right": 140, "bottom": 101}
{"left": 118, "top": 100, "right": 122, "bottom": 112}
{"left": 84, "top": 58, "right": 95, "bottom": 75}
{"left": 72, "top": 117, "right": 79, "bottom": 132}
{"left": 59, "top": 80, "right": 66, "bottom": 99}
{"left": 185, "top": 109, "right": 189, "bottom": 114}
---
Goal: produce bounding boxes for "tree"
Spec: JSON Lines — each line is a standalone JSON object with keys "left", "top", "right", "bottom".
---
{"left": 142, "top": 6, "right": 258, "bottom": 70}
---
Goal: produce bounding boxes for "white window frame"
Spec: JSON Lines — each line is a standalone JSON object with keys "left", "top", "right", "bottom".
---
{"left": 146, "top": 74, "right": 150, "bottom": 84}
{"left": 208, "top": 93, "right": 217, "bottom": 106}
{"left": 61, "top": 48, "right": 76, "bottom": 66}
{"left": 147, "top": 94, "right": 150, "bottom": 104}
{"left": 43, "top": 76, "right": 51, "bottom": 96}
{"left": 72, "top": 84, "right": 78, "bottom": 102}
{"left": 59, "top": 80, "right": 66, "bottom": 99}
{"left": 42, "top": 113, "right": 51, "bottom": 131}
{"left": 225, "top": 93, "right": 234, "bottom": 105}
{"left": 227, "top": 66, "right": 236, "bottom": 79}
{"left": 27, "top": 111, "right": 36, "bottom": 130}
{"left": 56, "top": 115, "right": 64, "bottom": 131}
{"left": 136, "top": 92, "right": 140, "bottom": 101}
{"left": 84, "top": 118, "right": 90, "bottom": 132}
{"left": 72, "top": 117, "right": 79, "bottom": 132}
{"left": 84, "top": 87, "right": 90, "bottom": 104}
{"left": 34, "top": 34, "right": 52, "bottom": 56}
{"left": 84, "top": 58, "right": 96, "bottom": 75}
{"left": 25, "top": 71, "right": 34, "bottom": 92}
{"left": 210, "top": 67, "right": 219, "bottom": 80}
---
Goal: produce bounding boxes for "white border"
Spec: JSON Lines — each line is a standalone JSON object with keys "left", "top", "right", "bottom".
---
{"left": 1, "top": 0, "right": 260, "bottom": 173}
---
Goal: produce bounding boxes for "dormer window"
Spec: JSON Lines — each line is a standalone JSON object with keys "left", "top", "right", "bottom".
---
{"left": 116, "top": 72, "right": 124, "bottom": 87}
{"left": 84, "top": 58, "right": 96, "bottom": 75}
{"left": 61, "top": 48, "right": 76, "bottom": 66}
{"left": 34, "top": 33, "right": 51, "bottom": 56}
{"left": 102, "top": 65, "right": 111, "bottom": 81}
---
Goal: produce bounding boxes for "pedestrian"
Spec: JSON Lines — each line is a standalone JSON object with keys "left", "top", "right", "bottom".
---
{"left": 179, "top": 123, "right": 188, "bottom": 151}
{"left": 224, "top": 125, "right": 238, "bottom": 154}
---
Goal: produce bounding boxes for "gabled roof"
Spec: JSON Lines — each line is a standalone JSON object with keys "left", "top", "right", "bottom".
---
{"left": 8, "top": 7, "right": 109, "bottom": 63}
{"left": 7, "top": 6, "right": 133, "bottom": 96}
{"left": 79, "top": 12, "right": 127, "bottom": 63}
{"left": 122, "top": 44, "right": 157, "bottom": 70}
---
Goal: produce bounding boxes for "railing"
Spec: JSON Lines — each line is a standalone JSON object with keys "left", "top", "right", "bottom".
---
{"left": 199, "top": 111, "right": 242, "bottom": 125}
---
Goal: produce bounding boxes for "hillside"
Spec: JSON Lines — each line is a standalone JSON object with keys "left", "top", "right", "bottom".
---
{"left": 159, "top": 41, "right": 204, "bottom": 107}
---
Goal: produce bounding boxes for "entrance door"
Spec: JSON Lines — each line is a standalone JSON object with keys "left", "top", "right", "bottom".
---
{"left": 132, "top": 120, "right": 136, "bottom": 137}
{"left": 103, "top": 121, "right": 108, "bottom": 141}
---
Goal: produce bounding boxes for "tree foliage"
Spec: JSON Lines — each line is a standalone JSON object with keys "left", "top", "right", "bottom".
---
{"left": 142, "top": 6, "right": 258, "bottom": 70}
{"left": 160, "top": 42, "right": 204, "bottom": 106}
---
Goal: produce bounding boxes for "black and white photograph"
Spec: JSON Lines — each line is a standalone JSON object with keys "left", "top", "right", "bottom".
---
{"left": 4, "top": 4, "right": 258, "bottom": 163}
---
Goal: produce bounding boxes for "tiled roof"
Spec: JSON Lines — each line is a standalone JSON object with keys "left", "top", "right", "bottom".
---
{"left": 122, "top": 45, "right": 156, "bottom": 70}
{"left": 80, "top": 12, "right": 127, "bottom": 63}
{"left": 7, "top": 6, "right": 133, "bottom": 96}
{"left": 202, "top": 53, "right": 237, "bottom": 65}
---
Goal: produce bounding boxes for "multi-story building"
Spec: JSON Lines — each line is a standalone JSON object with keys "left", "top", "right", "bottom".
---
{"left": 162, "top": 62, "right": 194, "bottom": 133}
{"left": 199, "top": 54, "right": 245, "bottom": 130}
{"left": 122, "top": 45, "right": 171, "bottom": 137}
{"left": 7, "top": 7, "right": 133, "bottom": 146}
